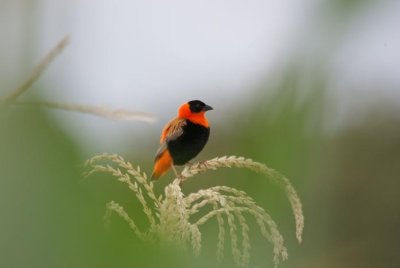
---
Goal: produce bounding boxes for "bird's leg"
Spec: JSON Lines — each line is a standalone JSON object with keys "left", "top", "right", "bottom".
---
{"left": 171, "top": 164, "right": 179, "bottom": 178}
{"left": 171, "top": 164, "right": 187, "bottom": 184}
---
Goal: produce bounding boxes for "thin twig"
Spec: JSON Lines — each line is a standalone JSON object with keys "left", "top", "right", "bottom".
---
{"left": 14, "top": 100, "right": 156, "bottom": 123}
{"left": 3, "top": 36, "right": 70, "bottom": 103}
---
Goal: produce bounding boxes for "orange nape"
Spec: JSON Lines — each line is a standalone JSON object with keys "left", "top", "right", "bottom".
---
{"left": 151, "top": 149, "right": 173, "bottom": 180}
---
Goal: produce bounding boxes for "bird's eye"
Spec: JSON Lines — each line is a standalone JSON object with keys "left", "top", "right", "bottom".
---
{"left": 188, "top": 100, "right": 206, "bottom": 113}
{"left": 196, "top": 104, "right": 204, "bottom": 112}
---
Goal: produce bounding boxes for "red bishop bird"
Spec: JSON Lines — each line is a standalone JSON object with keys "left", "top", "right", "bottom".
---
{"left": 151, "top": 100, "right": 213, "bottom": 180}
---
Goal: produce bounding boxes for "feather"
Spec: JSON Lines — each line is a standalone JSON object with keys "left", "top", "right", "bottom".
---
{"left": 155, "top": 118, "right": 187, "bottom": 161}
{"left": 160, "top": 118, "right": 187, "bottom": 143}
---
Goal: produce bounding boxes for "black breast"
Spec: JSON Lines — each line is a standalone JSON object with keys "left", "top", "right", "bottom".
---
{"left": 167, "top": 120, "right": 210, "bottom": 165}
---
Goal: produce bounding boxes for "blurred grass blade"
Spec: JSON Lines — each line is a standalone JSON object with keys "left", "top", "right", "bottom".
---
{"left": 3, "top": 36, "right": 70, "bottom": 103}
{"left": 15, "top": 100, "right": 156, "bottom": 123}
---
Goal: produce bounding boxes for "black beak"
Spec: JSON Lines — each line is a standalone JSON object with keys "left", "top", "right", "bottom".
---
{"left": 204, "top": 104, "right": 213, "bottom": 111}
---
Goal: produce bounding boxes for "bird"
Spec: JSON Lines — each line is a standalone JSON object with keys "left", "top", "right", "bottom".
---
{"left": 151, "top": 100, "right": 213, "bottom": 180}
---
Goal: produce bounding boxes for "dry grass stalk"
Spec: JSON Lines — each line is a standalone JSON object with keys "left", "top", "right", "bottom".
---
{"left": 85, "top": 153, "right": 159, "bottom": 229}
{"left": 3, "top": 36, "right": 70, "bottom": 103}
{"left": 181, "top": 156, "right": 304, "bottom": 243}
{"left": 1, "top": 36, "right": 156, "bottom": 123}
{"left": 85, "top": 153, "right": 304, "bottom": 268}
{"left": 15, "top": 100, "right": 156, "bottom": 123}
{"left": 105, "top": 200, "right": 144, "bottom": 240}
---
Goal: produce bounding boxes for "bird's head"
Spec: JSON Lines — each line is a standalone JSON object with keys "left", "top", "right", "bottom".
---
{"left": 178, "top": 100, "right": 213, "bottom": 126}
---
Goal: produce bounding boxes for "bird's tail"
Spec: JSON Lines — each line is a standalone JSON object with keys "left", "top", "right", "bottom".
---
{"left": 151, "top": 150, "right": 172, "bottom": 180}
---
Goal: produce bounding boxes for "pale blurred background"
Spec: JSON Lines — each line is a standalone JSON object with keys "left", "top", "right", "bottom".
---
{"left": 1, "top": 1, "right": 400, "bottom": 267}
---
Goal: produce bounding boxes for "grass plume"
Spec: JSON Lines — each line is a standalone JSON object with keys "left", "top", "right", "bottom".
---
{"left": 85, "top": 153, "right": 304, "bottom": 268}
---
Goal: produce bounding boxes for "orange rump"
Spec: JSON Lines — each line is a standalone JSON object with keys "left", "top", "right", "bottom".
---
{"left": 151, "top": 150, "right": 172, "bottom": 180}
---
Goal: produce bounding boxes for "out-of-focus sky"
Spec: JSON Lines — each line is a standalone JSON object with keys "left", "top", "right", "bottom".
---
{"left": 1, "top": 0, "right": 399, "bottom": 152}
